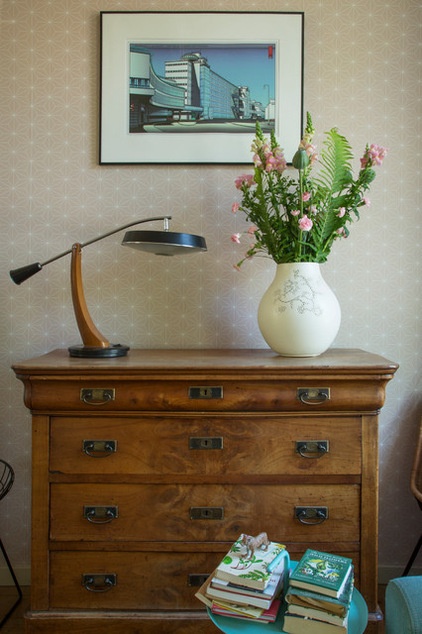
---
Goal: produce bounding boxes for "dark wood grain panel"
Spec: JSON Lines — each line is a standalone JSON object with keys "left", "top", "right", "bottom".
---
{"left": 50, "top": 414, "right": 362, "bottom": 476}
{"left": 50, "top": 482, "right": 360, "bottom": 543}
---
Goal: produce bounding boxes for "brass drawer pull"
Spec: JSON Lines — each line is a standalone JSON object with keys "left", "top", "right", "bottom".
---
{"left": 80, "top": 388, "right": 115, "bottom": 405}
{"left": 295, "top": 506, "right": 328, "bottom": 525}
{"left": 296, "top": 440, "right": 329, "bottom": 458}
{"left": 188, "top": 573, "right": 209, "bottom": 587}
{"left": 190, "top": 507, "right": 224, "bottom": 520}
{"left": 297, "top": 387, "right": 330, "bottom": 405}
{"left": 189, "top": 436, "right": 223, "bottom": 450}
{"left": 83, "top": 506, "right": 118, "bottom": 524}
{"left": 82, "top": 573, "right": 116, "bottom": 592}
{"left": 82, "top": 440, "right": 117, "bottom": 457}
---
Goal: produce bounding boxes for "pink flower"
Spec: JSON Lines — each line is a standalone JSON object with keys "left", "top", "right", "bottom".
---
{"left": 337, "top": 207, "right": 346, "bottom": 218}
{"left": 253, "top": 153, "right": 263, "bottom": 168}
{"left": 251, "top": 140, "right": 287, "bottom": 174}
{"left": 273, "top": 148, "right": 287, "bottom": 173}
{"left": 262, "top": 149, "right": 287, "bottom": 173}
{"left": 368, "top": 144, "right": 388, "bottom": 165}
{"left": 247, "top": 225, "right": 258, "bottom": 235}
{"left": 262, "top": 143, "right": 271, "bottom": 156}
{"left": 302, "top": 192, "right": 311, "bottom": 202}
{"left": 291, "top": 209, "right": 300, "bottom": 216}
{"left": 231, "top": 233, "right": 241, "bottom": 244}
{"left": 235, "top": 174, "right": 255, "bottom": 189}
{"left": 298, "top": 215, "right": 313, "bottom": 231}
{"left": 265, "top": 155, "right": 278, "bottom": 172}
{"left": 299, "top": 140, "right": 318, "bottom": 164}
{"left": 363, "top": 197, "right": 371, "bottom": 207}
{"left": 231, "top": 202, "right": 240, "bottom": 214}
{"left": 360, "top": 144, "right": 388, "bottom": 169}
{"left": 336, "top": 227, "right": 346, "bottom": 236}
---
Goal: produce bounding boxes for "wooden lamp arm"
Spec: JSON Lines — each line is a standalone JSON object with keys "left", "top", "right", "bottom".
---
{"left": 70, "top": 243, "right": 109, "bottom": 349}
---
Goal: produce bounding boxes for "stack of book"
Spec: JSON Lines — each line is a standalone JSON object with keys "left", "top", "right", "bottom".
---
{"left": 283, "top": 549, "right": 354, "bottom": 633}
{"left": 195, "top": 534, "right": 289, "bottom": 623}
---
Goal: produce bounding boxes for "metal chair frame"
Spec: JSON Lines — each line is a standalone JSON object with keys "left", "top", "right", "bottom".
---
{"left": 402, "top": 417, "right": 422, "bottom": 576}
{"left": 0, "top": 459, "right": 23, "bottom": 628}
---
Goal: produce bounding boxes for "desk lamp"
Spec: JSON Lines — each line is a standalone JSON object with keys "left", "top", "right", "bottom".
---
{"left": 10, "top": 216, "right": 207, "bottom": 358}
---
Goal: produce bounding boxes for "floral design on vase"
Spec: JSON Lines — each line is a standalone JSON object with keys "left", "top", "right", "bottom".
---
{"left": 275, "top": 267, "right": 322, "bottom": 316}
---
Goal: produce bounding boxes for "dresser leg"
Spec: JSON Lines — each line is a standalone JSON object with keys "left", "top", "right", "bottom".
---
{"left": 365, "top": 606, "right": 384, "bottom": 633}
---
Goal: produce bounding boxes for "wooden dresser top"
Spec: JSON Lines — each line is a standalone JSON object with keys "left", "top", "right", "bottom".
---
{"left": 13, "top": 347, "right": 398, "bottom": 378}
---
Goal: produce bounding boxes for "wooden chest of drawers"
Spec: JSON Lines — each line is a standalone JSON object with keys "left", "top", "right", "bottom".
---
{"left": 13, "top": 348, "right": 397, "bottom": 633}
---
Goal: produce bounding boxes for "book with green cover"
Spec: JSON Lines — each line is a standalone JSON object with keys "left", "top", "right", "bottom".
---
{"left": 285, "top": 569, "right": 354, "bottom": 617}
{"left": 214, "top": 535, "right": 287, "bottom": 591}
{"left": 288, "top": 549, "right": 353, "bottom": 598}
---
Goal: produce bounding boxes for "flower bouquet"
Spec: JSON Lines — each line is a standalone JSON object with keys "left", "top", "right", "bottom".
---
{"left": 231, "top": 113, "right": 387, "bottom": 268}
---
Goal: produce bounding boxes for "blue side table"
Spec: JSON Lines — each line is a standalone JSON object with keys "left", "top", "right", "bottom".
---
{"left": 207, "top": 564, "right": 368, "bottom": 634}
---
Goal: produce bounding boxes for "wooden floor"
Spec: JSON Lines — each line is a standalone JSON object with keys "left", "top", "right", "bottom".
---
{"left": 0, "top": 587, "right": 29, "bottom": 634}
{"left": 0, "top": 586, "right": 386, "bottom": 633}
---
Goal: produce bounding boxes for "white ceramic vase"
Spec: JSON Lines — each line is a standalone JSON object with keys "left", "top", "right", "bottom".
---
{"left": 258, "top": 262, "right": 341, "bottom": 357}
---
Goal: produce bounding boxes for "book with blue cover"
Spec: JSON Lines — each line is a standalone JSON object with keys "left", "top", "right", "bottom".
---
{"left": 288, "top": 549, "right": 353, "bottom": 598}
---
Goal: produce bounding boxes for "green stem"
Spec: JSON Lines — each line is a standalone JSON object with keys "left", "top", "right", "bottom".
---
{"left": 297, "top": 169, "right": 304, "bottom": 261}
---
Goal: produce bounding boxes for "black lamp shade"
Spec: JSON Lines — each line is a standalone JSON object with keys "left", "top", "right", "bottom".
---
{"left": 122, "top": 231, "right": 207, "bottom": 255}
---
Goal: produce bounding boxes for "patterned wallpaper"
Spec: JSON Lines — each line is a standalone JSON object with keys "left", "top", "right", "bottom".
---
{"left": 0, "top": 0, "right": 421, "bottom": 583}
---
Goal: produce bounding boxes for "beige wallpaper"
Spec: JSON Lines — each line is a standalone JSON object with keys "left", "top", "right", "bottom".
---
{"left": 0, "top": 0, "right": 421, "bottom": 583}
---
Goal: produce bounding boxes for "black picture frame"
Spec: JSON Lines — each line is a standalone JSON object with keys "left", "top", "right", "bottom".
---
{"left": 100, "top": 11, "right": 304, "bottom": 165}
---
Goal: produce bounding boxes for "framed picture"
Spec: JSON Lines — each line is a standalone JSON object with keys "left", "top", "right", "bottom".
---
{"left": 100, "top": 11, "right": 304, "bottom": 165}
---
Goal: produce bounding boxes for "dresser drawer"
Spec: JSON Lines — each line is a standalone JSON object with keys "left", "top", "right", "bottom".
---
{"left": 28, "top": 377, "right": 386, "bottom": 412}
{"left": 50, "top": 550, "right": 222, "bottom": 610}
{"left": 50, "top": 483, "right": 360, "bottom": 543}
{"left": 50, "top": 415, "right": 361, "bottom": 476}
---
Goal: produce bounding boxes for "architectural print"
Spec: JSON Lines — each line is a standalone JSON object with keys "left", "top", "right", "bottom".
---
{"left": 129, "top": 44, "right": 276, "bottom": 133}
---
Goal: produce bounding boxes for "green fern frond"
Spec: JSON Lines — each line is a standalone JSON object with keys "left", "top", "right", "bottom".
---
{"left": 312, "top": 207, "right": 342, "bottom": 249}
{"left": 314, "top": 128, "right": 354, "bottom": 197}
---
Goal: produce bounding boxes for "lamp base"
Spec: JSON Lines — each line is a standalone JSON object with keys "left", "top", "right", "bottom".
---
{"left": 68, "top": 344, "right": 130, "bottom": 358}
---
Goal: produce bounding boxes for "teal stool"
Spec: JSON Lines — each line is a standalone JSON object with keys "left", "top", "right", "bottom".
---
{"left": 386, "top": 577, "right": 422, "bottom": 634}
